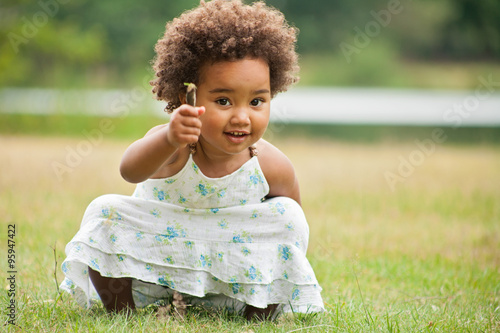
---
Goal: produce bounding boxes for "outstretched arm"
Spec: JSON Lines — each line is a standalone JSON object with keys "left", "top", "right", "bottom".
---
{"left": 120, "top": 105, "right": 205, "bottom": 183}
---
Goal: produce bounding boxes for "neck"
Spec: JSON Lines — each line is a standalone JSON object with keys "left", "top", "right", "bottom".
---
{"left": 193, "top": 142, "right": 251, "bottom": 178}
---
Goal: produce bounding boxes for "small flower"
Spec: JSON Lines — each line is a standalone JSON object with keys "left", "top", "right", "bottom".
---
{"left": 158, "top": 274, "right": 175, "bottom": 288}
{"left": 178, "top": 195, "right": 187, "bottom": 204}
{"left": 192, "top": 163, "right": 199, "bottom": 174}
{"left": 89, "top": 258, "right": 99, "bottom": 270}
{"left": 241, "top": 247, "right": 251, "bottom": 256}
{"left": 150, "top": 208, "right": 161, "bottom": 218}
{"left": 278, "top": 244, "right": 293, "bottom": 261}
{"left": 164, "top": 256, "right": 174, "bottom": 264}
{"left": 165, "top": 226, "right": 180, "bottom": 240}
{"left": 276, "top": 202, "right": 285, "bottom": 215}
{"left": 245, "top": 266, "right": 262, "bottom": 282}
{"left": 184, "top": 240, "right": 194, "bottom": 249}
{"left": 196, "top": 184, "right": 208, "bottom": 196}
{"left": 136, "top": 232, "right": 144, "bottom": 240}
{"left": 217, "top": 189, "right": 226, "bottom": 198}
{"left": 248, "top": 170, "right": 264, "bottom": 186}
{"left": 199, "top": 254, "right": 212, "bottom": 268}
{"left": 116, "top": 254, "right": 124, "bottom": 262}
{"left": 218, "top": 219, "right": 228, "bottom": 229}
{"left": 229, "top": 278, "right": 242, "bottom": 294}
{"left": 153, "top": 187, "right": 169, "bottom": 201}
{"left": 101, "top": 207, "right": 123, "bottom": 221}
{"left": 291, "top": 288, "right": 300, "bottom": 300}
{"left": 210, "top": 208, "right": 219, "bottom": 214}
{"left": 110, "top": 234, "right": 117, "bottom": 243}
{"left": 232, "top": 235, "right": 244, "bottom": 243}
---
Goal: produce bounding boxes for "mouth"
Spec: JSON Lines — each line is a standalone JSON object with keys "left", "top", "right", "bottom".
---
{"left": 224, "top": 131, "right": 250, "bottom": 143}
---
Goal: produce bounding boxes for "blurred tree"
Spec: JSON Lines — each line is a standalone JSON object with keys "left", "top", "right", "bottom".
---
{"left": 0, "top": 0, "right": 498, "bottom": 88}
{"left": 438, "top": 0, "right": 500, "bottom": 59}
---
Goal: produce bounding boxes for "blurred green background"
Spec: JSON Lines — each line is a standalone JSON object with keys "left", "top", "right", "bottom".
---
{"left": 1, "top": 0, "right": 499, "bottom": 142}
{"left": 2, "top": 0, "right": 500, "bottom": 89}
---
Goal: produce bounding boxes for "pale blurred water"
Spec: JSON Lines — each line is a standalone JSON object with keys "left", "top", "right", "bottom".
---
{"left": 1, "top": 87, "right": 499, "bottom": 126}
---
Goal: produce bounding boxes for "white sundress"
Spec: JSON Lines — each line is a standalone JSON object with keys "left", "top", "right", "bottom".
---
{"left": 60, "top": 151, "right": 324, "bottom": 314}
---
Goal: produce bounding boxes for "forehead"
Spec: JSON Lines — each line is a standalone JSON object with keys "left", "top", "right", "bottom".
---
{"left": 198, "top": 58, "right": 270, "bottom": 88}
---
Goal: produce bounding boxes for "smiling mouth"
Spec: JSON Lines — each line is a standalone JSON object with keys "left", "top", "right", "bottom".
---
{"left": 224, "top": 131, "right": 250, "bottom": 143}
{"left": 226, "top": 131, "right": 248, "bottom": 136}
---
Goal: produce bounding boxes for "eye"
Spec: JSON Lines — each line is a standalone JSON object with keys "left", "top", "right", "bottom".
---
{"left": 250, "top": 98, "right": 265, "bottom": 107}
{"left": 216, "top": 98, "right": 231, "bottom": 106}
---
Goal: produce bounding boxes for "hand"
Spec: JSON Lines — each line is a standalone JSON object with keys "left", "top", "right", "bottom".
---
{"left": 166, "top": 104, "right": 205, "bottom": 148}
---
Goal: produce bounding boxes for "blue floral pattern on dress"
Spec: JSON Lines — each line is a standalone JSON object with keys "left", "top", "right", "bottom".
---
{"left": 245, "top": 266, "right": 263, "bottom": 282}
{"left": 278, "top": 244, "right": 293, "bottom": 261}
{"left": 198, "top": 254, "right": 212, "bottom": 268}
{"left": 101, "top": 207, "right": 123, "bottom": 222}
{"left": 232, "top": 231, "right": 252, "bottom": 243}
{"left": 153, "top": 187, "right": 169, "bottom": 201}
{"left": 218, "top": 219, "right": 228, "bottom": 229}
{"left": 59, "top": 153, "right": 324, "bottom": 314}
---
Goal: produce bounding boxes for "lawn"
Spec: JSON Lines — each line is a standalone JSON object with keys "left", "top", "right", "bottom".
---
{"left": 1, "top": 133, "right": 499, "bottom": 332}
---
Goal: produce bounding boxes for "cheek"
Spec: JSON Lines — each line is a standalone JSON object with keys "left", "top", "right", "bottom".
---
{"left": 254, "top": 112, "right": 270, "bottom": 129}
{"left": 200, "top": 114, "right": 223, "bottom": 133}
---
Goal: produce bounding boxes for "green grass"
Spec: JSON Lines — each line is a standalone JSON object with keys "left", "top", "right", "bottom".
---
{"left": 1, "top": 113, "right": 500, "bottom": 145}
{"left": 1, "top": 134, "right": 499, "bottom": 332}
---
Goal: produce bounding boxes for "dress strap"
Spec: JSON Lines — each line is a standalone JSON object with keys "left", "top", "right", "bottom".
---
{"left": 249, "top": 145, "right": 258, "bottom": 157}
{"left": 189, "top": 143, "right": 197, "bottom": 155}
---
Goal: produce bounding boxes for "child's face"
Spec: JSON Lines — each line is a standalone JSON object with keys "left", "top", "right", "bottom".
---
{"left": 196, "top": 57, "right": 271, "bottom": 157}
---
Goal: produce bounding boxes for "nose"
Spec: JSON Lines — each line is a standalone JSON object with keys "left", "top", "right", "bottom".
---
{"left": 230, "top": 107, "right": 250, "bottom": 126}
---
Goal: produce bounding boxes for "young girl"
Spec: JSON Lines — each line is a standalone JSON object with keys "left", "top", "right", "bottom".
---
{"left": 60, "top": 0, "right": 324, "bottom": 320}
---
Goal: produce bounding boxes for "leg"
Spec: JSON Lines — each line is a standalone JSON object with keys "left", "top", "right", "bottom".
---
{"left": 243, "top": 304, "right": 279, "bottom": 321}
{"left": 88, "top": 267, "right": 135, "bottom": 313}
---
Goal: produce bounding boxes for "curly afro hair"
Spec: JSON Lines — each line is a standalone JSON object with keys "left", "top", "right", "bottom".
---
{"left": 150, "top": 0, "right": 299, "bottom": 112}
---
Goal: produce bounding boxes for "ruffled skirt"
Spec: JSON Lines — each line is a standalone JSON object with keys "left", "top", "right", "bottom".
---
{"left": 60, "top": 194, "right": 324, "bottom": 314}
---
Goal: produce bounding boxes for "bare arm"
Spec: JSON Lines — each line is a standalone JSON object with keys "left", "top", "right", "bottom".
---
{"left": 120, "top": 105, "right": 205, "bottom": 183}
{"left": 257, "top": 140, "right": 301, "bottom": 205}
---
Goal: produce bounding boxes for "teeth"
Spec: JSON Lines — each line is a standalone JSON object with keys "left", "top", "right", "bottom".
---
{"left": 229, "top": 132, "right": 246, "bottom": 136}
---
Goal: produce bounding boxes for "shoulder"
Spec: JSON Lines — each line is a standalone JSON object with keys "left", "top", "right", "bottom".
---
{"left": 145, "top": 124, "right": 168, "bottom": 136}
{"left": 146, "top": 124, "right": 191, "bottom": 178}
{"left": 256, "top": 139, "right": 301, "bottom": 204}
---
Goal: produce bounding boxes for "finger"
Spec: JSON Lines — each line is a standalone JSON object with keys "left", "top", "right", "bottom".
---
{"left": 197, "top": 106, "right": 205, "bottom": 117}
{"left": 178, "top": 124, "right": 201, "bottom": 136}
{"left": 179, "top": 116, "right": 202, "bottom": 129}
{"left": 177, "top": 133, "right": 201, "bottom": 145}
{"left": 177, "top": 104, "right": 200, "bottom": 118}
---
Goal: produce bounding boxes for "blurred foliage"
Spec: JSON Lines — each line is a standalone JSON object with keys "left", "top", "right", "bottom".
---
{"left": 0, "top": 0, "right": 499, "bottom": 88}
